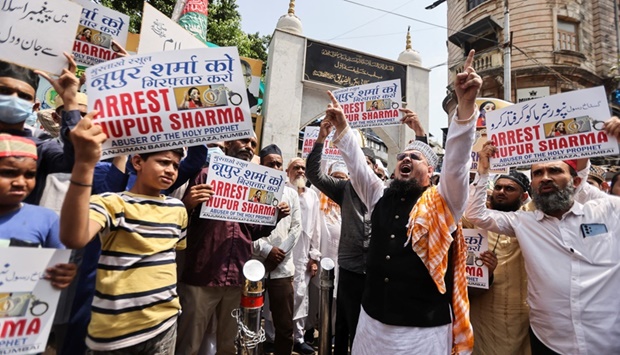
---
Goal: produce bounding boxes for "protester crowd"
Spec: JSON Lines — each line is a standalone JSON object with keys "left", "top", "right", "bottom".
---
{"left": 2, "top": 33, "right": 620, "bottom": 355}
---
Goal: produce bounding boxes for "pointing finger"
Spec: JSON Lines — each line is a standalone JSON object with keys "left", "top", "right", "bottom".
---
{"left": 463, "top": 49, "right": 475, "bottom": 72}
{"left": 63, "top": 52, "right": 77, "bottom": 74}
{"left": 327, "top": 91, "right": 339, "bottom": 107}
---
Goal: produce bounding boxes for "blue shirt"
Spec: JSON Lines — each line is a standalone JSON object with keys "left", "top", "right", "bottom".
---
{"left": 0, "top": 203, "right": 63, "bottom": 248}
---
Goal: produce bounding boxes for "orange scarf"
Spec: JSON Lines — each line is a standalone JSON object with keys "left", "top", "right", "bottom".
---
{"left": 405, "top": 186, "right": 473, "bottom": 355}
{"left": 319, "top": 192, "right": 341, "bottom": 225}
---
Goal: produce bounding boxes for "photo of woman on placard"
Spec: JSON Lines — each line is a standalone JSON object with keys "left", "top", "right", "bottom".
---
{"left": 547, "top": 121, "right": 567, "bottom": 137}
{"left": 76, "top": 28, "right": 92, "bottom": 43}
{"left": 477, "top": 100, "right": 496, "bottom": 127}
{"left": 179, "top": 87, "right": 204, "bottom": 109}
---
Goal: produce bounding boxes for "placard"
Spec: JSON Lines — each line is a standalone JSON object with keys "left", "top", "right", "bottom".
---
{"left": 0, "top": 0, "right": 82, "bottom": 74}
{"left": 487, "top": 86, "right": 618, "bottom": 169}
{"left": 463, "top": 229, "right": 489, "bottom": 289}
{"left": 0, "top": 247, "right": 71, "bottom": 354}
{"left": 301, "top": 126, "right": 341, "bottom": 160}
{"left": 470, "top": 128, "right": 508, "bottom": 174}
{"left": 331, "top": 79, "right": 402, "bottom": 129}
{"left": 138, "top": 2, "right": 206, "bottom": 54}
{"left": 72, "top": 0, "right": 129, "bottom": 69}
{"left": 86, "top": 47, "right": 254, "bottom": 158}
{"left": 199, "top": 154, "right": 286, "bottom": 226}
{"left": 138, "top": 3, "right": 263, "bottom": 115}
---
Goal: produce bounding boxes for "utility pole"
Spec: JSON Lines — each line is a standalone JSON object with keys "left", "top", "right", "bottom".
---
{"left": 503, "top": 0, "right": 511, "bottom": 101}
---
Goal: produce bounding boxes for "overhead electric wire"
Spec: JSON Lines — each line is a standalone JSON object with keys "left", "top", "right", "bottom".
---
{"left": 343, "top": 0, "right": 579, "bottom": 87}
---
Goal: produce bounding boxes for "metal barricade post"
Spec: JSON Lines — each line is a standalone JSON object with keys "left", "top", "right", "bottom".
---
{"left": 318, "top": 258, "right": 335, "bottom": 355}
{"left": 234, "top": 259, "right": 266, "bottom": 355}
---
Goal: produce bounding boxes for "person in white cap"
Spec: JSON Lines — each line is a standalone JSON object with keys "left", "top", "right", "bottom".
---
{"left": 322, "top": 49, "right": 481, "bottom": 355}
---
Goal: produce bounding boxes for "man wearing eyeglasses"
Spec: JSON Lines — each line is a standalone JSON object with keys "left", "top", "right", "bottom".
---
{"left": 322, "top": 49, "right": 481, "bottom": 354}
{"left": 463, "top": 169, "right": 532, "bottom": 355}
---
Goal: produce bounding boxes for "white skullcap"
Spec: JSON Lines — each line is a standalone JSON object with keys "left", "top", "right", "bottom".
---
{"left": 403, "top": 141, "right": 439, "bottom": 169}
{"left": 328, "top": 161, "right": 348, "bottom": 175}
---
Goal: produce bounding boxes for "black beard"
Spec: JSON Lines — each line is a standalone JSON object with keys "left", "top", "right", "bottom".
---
{"left": 490, "top": 196, "right": 522, "bottom": 212}
{"left": 532, "top": 180, "right": 575, "bottom": 215}
{"left": 387, "top": 178, "right": 426, "bottom": 197}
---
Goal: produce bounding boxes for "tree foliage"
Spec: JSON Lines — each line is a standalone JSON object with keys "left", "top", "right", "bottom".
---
{"left": 206, "top": 0, "right": 270, "bottom": 63}
{"left": 98, "top": 0, "right": 269, "bottom": 63}
{"left": 99, "top": 0, "right": 174, "bottom": 33}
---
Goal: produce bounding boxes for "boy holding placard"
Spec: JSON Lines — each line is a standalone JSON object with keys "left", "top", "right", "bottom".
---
{"left": 60, "top": 116, "right": 188, "bottom": 353}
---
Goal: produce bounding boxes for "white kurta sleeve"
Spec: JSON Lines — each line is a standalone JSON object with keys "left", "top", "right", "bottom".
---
{"left": 437, "top": 107, "right": 478, "bottom": 221}
{"left": 333, "top": 126, "right": 385, "bottom": 215}
{"left": 464, "top": 173, "right": 518, "bottom": 237}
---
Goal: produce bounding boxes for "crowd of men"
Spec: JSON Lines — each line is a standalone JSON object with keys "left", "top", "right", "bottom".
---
{"left": 2, "top": 43, "right": 620, "bottom": 355}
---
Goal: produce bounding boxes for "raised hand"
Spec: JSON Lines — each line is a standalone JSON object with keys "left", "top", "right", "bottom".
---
{"left": 325, "top": 91, "right": 348, "bottom": 134}
{"left": 182, "top": 183, "right": 214, "bottom": 211}
{"left": 454, "top": 50, "right": 482, "bottom": 119}
{"left": 317, "top": 119, "right": 333, "bottom": 144}
{"left": 36, "top": 53, "right": 81, "bottom": 112}
{"left": 399, "top": 108, "right": 425, "bottom": 136}
{"left": 112, "top": 39, "right": 129, "bottom": 57}
{"left": 70, "top": 114, "right": 107, "bottom": 166}
{"left": 478, "top": 140, "right": 497, "bottom": 175}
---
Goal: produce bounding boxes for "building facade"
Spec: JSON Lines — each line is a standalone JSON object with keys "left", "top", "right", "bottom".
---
{"left": 444, "top": 0, "right": 620, "bottom": 165}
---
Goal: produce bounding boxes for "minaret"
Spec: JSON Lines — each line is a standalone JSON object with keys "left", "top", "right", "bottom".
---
{"left": 398, "top": 26, "right": 422, "bottom": 66}
{"left": 276, "top": 0, "right": 303, "bottom": 35}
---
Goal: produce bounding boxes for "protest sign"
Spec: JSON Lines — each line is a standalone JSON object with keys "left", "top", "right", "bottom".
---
{"left": 0, "top": 0, "right": 81, "bottom": 74}
{"left": 199, "top": 154, "right": 286, "bottom": 226}
{"left": 475, "top": 98, "right": 512, "bottom": 129}
{"left": 486, "top": 86, "right": 618, "bottom": 169}
{"left": 0, "top": 247, "right": 71, "bottom": 354}
{"left": 331, "top": 79, "right": 402, "bottom": 129}
{"left": 138, "top": 2, "right": 205, "bottom": 54}
{"left": 139, "top": 4, "right": 263, "bottom": 115}
{"left": 72, "top": 0, "right": 129, "bottom": 71}
{"left": 240, "top": 57, "right": 263, "bottom": 115}
{"left": 301, "top": 126, "right": 341, "bottom": 160}
{"left": 35, "top": 78, "right": 57, "bottom": 110}
{"left": 463, "top": 229, "right": 489, "bottom": 289}
{"left": 470, "top": 98, "right": 512, "bottom": 173}
{"left": 86, "top": 47, "right": 254, "bottom": 158}
{"left": 471, "top": 128, "right": 508, "bottom": 174}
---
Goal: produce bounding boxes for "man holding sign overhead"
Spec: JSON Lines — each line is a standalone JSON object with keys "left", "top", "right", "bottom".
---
{"left": 322, "top": 50, "right": 481, "bottom": 355}
{"left": 176, "top": 136, "right": 291, "bottom": 355}
{"left": 465, "top": 115, "right": 620, "bottom": 354}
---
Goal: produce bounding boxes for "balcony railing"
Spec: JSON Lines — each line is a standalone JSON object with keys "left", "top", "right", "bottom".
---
{"left": 450, "top": 47, "right": 504, "bottom": 75}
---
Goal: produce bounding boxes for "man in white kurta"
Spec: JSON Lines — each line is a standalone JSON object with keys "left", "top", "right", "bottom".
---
{"left": 253, "top": 144, "right": 302, "bottom": 355}
{"left": 465, "top": 128, "right": 620, "bottom": 354}
{"left": 287, "top": 157, "right": 321, "bottom": 355}
{"left": 320, "top": 49, "right": 482, "bottom": 355}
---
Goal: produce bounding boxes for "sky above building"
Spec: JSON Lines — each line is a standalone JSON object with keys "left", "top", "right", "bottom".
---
{"left": 236, "top": 0, "right": 450, "bottom": 142}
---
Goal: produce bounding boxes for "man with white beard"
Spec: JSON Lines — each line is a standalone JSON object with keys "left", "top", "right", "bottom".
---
{"left": 287, "top": 157, "right": 321, "bottom": 355}
{"left": 465, "top": 123, "right": 620, "bottom": 355}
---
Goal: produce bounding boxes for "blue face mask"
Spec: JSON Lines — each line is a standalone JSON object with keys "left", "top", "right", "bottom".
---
{"left": 0, "top": 95, "right": 36, "bottom": 125}
{"left": 206, "top": 146, "right": 224, "bottom": 165}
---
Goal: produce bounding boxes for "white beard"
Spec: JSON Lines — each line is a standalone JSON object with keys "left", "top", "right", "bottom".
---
{"left": 292, "top": 176, "right": 307, "bottom": 189}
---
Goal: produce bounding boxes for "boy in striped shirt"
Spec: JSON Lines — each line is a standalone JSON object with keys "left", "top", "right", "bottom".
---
{"left": 60, "top": 117, "right": 187, "bottom": 354}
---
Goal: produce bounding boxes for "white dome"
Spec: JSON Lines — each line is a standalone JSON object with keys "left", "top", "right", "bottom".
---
{"left": 398, "top": 27, "right": 422, "bottom": 66}
{"left": 276, "top": 13, "right": 303, "bottom": 34}
{"left": 276, "top": 1, "right": 302, "bottom": 34}
{"left": 398, "top": 49, "right": 422, "bottom": 66}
